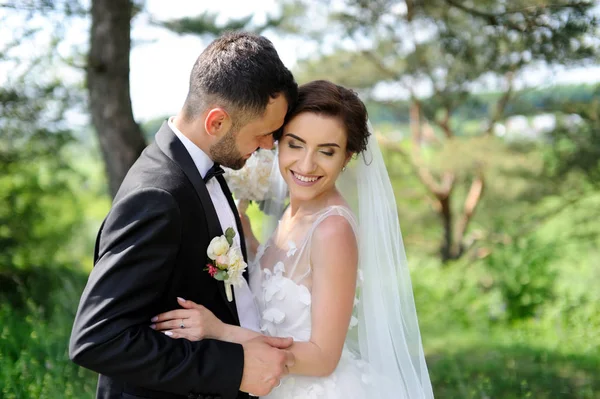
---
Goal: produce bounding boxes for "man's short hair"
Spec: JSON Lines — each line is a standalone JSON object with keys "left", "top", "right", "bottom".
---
{"left": 184, "top": 31, "right": 297, "bottom": 125}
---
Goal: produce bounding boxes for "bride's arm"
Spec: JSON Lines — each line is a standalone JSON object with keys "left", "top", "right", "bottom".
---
{"left": 151, "top": 297, "right": 261, "bottom": 343}
{"left": 285, "top": 215, "right": 358, "bottom": 377}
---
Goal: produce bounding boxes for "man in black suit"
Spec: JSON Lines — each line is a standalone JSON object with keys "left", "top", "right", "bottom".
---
{"left": 69, "top": 32, "right": 298, "bottom": 399}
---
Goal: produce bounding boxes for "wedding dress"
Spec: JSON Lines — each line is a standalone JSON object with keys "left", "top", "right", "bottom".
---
{"left": 250, "top": 131, "right": 434, "bottom": 398}
{"left": 248, "top": 205, "right": 375, "bottom": 399}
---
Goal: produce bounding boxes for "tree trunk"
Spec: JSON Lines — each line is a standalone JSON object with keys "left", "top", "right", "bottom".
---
{"left": 88, "top": 0, "right": 146, "bottom": 198}
{"left": 438, "top": 196, "right": 453, "bottom": 262}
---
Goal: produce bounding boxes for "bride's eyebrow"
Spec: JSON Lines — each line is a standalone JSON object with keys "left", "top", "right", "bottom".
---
{"left": 285, "top": 133, "right": 306, "bottom": 143}
{"left": 285, "top": 133, "right": 340, "bottom": 148}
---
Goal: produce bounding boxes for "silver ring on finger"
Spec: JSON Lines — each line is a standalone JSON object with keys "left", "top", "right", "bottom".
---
{"left": 180, "top": 319, "right": 185, "bottom": 329}
{"left": 276, "top": 380, "right": 282, "bottom": 389}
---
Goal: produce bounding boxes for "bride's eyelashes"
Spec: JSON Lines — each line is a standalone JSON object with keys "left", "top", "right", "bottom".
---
{"left": 287, "top": 141, "right": 335, "bottom": 157}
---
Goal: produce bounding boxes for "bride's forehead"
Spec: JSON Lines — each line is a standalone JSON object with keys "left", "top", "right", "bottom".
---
{"left": 286, "top": 113, "right": 347, "bottom": 142}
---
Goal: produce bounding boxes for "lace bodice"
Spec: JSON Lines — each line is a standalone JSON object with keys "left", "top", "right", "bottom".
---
{"left": 248, "top": 205, "right": 359, "bottom": 342}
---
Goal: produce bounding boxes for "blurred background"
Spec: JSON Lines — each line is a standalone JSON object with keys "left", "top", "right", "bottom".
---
{"left": 1, "top": 0, "right": 599, "bottom": 398}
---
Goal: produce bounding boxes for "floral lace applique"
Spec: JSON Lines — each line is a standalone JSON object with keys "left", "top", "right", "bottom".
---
{"left": 297, "top": 285, "right": 311, "bottom": 306}
{"left": 261, "top": 307, "right": 286, "bottom": 336}
{"left": 286, "top": 240, "right": 297, "bottom": 257}
{"left": 260, "top": 261, "right": 289, "bottom": 335}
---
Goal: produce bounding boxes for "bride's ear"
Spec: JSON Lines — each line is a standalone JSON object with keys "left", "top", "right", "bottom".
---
{"left": 205, "top": 108, "right": 232, "bottom": 138}
{"left": 342, "top": 152, "right": 353, "bottom": 170}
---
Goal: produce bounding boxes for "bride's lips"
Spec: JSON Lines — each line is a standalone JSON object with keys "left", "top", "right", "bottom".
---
{"left": 290, "top": 170, "right": 322, "bottom": 187}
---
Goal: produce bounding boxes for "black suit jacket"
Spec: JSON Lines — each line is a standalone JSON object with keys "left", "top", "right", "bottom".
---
{"left": 70, "top": 122, "right": 251, "bottom": 399}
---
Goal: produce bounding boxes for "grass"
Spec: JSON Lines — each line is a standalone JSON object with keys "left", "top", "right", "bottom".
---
{"left": 0, "top": 266, "right": 97, "bottom": 399}
{"left": 425, "top": 328, "right": 599, "bottom": 398}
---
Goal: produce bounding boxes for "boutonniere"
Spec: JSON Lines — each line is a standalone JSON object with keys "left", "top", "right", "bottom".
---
{"left": 205, "top": 227, "right": 247, "bottom": 302}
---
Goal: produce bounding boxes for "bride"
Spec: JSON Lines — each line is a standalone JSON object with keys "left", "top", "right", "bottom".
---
{"left": 152, "top": 80, "right": 434, "bottom": 398}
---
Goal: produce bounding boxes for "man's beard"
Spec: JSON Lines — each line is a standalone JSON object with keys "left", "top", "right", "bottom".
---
{"left": 209, "top": 127, "right": 246, "bottom": 170}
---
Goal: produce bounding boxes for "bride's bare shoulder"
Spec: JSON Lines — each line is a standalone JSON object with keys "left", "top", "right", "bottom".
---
{"left": 312, "top": 212, "right": 357, "bottom": 252}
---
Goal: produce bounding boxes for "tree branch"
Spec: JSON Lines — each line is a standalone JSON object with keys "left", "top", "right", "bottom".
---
{"left": 361, "top": 49, "right": 402, "bottom": 81}
{"left": 485, "top": 71, "right": 515, "bottom": 135}
{"left": 435, "top": 107, "right": 454, "bottom": 138}
{"left": 453, "top": 173, "right": 485, "bottom": 257}
{"left": 443, "top": 0, "right": 589, "bottom": 32}
{"left": 409, "top": 99, "right": 422, "bottom": 147}
{"left": 378, "top": 134, "right": 454, "bottom": 199}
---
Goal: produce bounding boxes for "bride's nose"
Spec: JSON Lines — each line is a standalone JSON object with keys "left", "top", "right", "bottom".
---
{"left": 297, "top": 151, "right": 317, "bottom": 174}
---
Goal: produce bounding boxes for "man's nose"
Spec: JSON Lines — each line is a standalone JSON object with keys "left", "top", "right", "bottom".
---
{"left": 259, "top": 134, "right": 275, "bottom": 150}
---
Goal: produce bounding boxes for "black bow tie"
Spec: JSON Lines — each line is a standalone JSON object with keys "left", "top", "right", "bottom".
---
{"left": 204, "top": 163, "right": 225, "bottom": 183}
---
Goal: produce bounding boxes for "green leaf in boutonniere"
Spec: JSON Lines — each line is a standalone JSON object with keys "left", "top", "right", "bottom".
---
{"left": 214, "top": 270, "right": 228, "bottom": 281}
{"left": 225, "top": 227, "right": 236, "bottom": 246}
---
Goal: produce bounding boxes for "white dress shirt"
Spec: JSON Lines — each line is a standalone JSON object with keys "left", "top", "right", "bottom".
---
{"left": 168, "top": 117, "right": 260, "bottom": 332}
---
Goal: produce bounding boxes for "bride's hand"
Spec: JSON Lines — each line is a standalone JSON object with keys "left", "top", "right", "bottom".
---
{"left": 150, "top": 297, "right": 224, "bottom": 341}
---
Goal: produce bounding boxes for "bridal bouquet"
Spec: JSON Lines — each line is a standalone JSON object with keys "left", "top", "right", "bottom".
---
{"left": 223, "top": 149, "right": 275, "bottom": 211}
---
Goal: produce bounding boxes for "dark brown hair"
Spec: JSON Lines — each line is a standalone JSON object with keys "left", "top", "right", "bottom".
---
{"left": 274, "top": 80, "right": 370, "bottom": 154}
{"left": 184, "top": 31, "right": 298, "bottom": 123}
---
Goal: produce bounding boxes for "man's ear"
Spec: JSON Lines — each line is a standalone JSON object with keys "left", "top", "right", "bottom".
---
{"left": 204, "top": 108, "right": 232, "bottom": 138}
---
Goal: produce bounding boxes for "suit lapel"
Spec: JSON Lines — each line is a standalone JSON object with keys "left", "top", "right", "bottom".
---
{"left": 216, "top": 174, "right": 249, "bottom": 281}
{"left": 155, "top": 122, "right": 240, "bottom": 325}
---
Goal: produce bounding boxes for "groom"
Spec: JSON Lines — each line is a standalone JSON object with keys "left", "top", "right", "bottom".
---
{"left": 69, "top": 32, "right": 298, "bottom": 399}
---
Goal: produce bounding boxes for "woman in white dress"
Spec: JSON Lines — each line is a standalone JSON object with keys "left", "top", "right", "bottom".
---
{"left": 152, "top": 80, "right": 434, "bottom": 398}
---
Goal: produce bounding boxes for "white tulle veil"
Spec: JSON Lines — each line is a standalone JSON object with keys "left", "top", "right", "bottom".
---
{"left": 342, "top": 128, "right": 434, "bottom": 398}
{"left": 262, "top": 127, "right": 434, "bottom": 398}
{"left": 258, "top": 145, "right": 288, "bottom": 242}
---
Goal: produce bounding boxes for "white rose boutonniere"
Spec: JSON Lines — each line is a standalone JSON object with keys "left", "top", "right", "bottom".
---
{"left": 205, "top": 227, "right": 247, "bottom": 302}
{"left": 206, "top": 235, "right": 229, "bottom": 260}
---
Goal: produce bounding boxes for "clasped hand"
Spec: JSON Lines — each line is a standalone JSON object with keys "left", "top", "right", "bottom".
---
{"left": 150, "top": 297, "right": 222, "bottom": 341}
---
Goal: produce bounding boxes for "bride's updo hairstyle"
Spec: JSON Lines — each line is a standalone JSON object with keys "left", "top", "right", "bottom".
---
{"left": 275, "top": 80, "right": 370, "bottom": 155}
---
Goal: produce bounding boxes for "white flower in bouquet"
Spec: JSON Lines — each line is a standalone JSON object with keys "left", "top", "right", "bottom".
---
{"left": 223, "top": 149, "right": 275, "bottom": 204}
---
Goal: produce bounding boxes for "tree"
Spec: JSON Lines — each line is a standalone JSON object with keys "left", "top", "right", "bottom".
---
{"left": 282, "top": 0, "right": 599, "bottom": 261}
{"left": 87, "top": 0, "right": 146, "bottom": 198}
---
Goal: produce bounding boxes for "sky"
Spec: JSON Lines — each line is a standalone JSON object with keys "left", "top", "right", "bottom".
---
{"left": 130, "top": 0, "right": 600, "bottom": 121}
{"left": 129, "top": 0, "right": 303, "bottom": 121}
{"left": 1, "top": 0, "right": 599, "bottom": 123}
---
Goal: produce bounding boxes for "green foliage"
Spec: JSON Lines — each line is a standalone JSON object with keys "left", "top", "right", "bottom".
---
{"left": 157, "top": 11, "right": 253, "bottom": 36}
{"left": 155, "top": 5, "right": 294, "bottom": 38}
{"left": 411, "top": 224, "right": 600, "bottom": 398}
{"left": 364, "top": 84, "right": 600, "bottom": 127}
{"left": 0, "top": 81, "right": 85, "bottom": 271}
{"left": 0, "top": 267, "right": 96, "bottom": 399}
{"left": 544, "top": 86, "right": 600, "bottom": 187}
{"left": 484, "top": 236, "right": 558, "bottom": 321}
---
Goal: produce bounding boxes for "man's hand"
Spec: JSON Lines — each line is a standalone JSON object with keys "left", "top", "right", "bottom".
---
{"left": 239, "top": 336, "right": 295, "bottom": 396}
